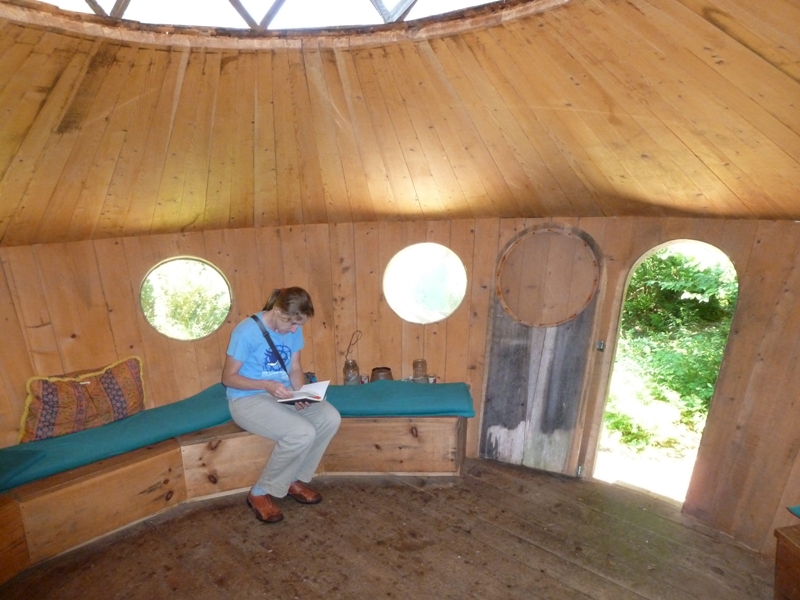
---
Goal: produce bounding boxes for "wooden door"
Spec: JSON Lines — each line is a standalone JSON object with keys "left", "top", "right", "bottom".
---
{"left": 480, "top": 224, "right": 601, "bottom": 476}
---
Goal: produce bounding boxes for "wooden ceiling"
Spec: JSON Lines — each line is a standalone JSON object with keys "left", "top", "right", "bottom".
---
{"left": 0, "top": 0, "right": 798, "bottom": 247}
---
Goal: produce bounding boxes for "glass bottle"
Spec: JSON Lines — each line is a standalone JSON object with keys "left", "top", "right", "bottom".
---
{"left": 343, "top": 359, "right": 360, "bottom": 385}
{"left": 412, "top": 358, "right": 428, "bottom": 383}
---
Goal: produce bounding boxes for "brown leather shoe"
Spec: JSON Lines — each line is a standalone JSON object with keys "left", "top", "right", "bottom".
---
{"left": 247, "top": 492, "right": 284, "bottom": 523}
{"left": 287, "top": 480, "right": 322, "bottom": 504}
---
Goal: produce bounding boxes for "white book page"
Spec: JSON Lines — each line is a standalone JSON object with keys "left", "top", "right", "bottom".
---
{"left": 278, "top": 380, "right": 330, "bottom": 403}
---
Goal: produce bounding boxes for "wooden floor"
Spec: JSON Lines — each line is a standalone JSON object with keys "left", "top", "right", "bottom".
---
{"left": 0, "top": 458, "right": 774, "bottom": 599}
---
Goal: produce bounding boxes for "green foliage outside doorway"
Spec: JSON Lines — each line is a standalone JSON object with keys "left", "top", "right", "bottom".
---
{"left": 601, "top": 243, "right": 737, "bottom": 465}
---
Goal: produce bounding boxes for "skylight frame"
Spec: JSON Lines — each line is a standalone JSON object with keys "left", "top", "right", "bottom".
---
{"left": 47, "top": 0, "right": 437, "bottom": 29}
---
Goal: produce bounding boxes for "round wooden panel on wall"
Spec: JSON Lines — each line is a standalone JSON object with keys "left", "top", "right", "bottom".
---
{"left": 497, "top": 225, "right": 600, "bottom": 327}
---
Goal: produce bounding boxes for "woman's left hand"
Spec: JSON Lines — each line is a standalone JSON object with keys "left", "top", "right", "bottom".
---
{"left": 294, "top": 401, "right": 311, "bottom": 411}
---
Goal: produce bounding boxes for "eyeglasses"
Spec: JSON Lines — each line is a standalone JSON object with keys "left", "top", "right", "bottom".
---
{"left": 276, "top": 311, "right": 307, "bottom": 326}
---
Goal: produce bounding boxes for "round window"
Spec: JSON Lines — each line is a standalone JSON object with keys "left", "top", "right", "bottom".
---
{"left": 383, "top": 243, "right": 467, "bottom": 324}
{"left": 140, "top": 257, "right": 232, "bottom": 340}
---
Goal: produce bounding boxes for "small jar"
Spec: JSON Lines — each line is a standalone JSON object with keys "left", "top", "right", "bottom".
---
{"left": 343, "top": 359, "right": 360, "bottom": 385}
{"left": 412, "top": 358, "right": 428, "bottom": 383}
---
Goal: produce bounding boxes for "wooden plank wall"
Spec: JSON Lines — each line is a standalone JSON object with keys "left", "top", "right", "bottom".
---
{"left": 1, "top": 216, "right": 800, "bottom": 555}
{"left": 0, "top": 220, "right": 494, "bottom": 459}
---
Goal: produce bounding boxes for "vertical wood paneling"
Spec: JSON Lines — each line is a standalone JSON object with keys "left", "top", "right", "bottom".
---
{"left": 202, "top": 228, "right": 256, "bottom": 372}
{"left": 466, "top": 28, "right": 581, "bottom": 214}
{"left": 94, "top": 48, "right": 171, "bottom": 238}
{"left": 352, "top": 47, "right": 420, "bottom": 217}
{"left": 33, "top": 241, "right": 117, "bottom": 372}
{"left": 161, "top": 234, "right": 226, "bottom": 393}
{"left": 0, "top": 33, "right": 77, "bottom": 185}
{"left": 93, "top": 238, "right": 144, "bottom": 360}
{"left": 145, "top": 233, "right": 208, "bottom": 402}
{"left": 66, "top": 45, "right": 152, "bottom": 241}
{"left": 416, "top": 41, "right": 515, "bottom": 217}
{"left": 253, "top": 50, "right": 278, "bottom": 227}
{"left": 553, "top": 7, "right": 750, "bottom": 215}
{"left": 0, "top": 252, "right": 31, "bottom": 447}
{"left": 1, "top": 246, "right": 60, "bottom": 375}
{"left": 396, "top": 43, "right": 475, "bottom": 218}
{"left": 463, "top": 218, "right": 500, "bottom": 456}
{"left": 576, "top": 0, "right": 795, "bottom": 214}
{"left": 436, "top": 35, "right": 539, "bottom": 216}
{"left": 304, "top": 223, "right": 336, "bottom": 382}
{"left": 0, "top": 25, "right": 39, "bottom": 93}
{"left": 255, "top": 226, "right": 285, "bottom": 298}
{"left": 353, "top": 222, "right": 381, "bottom": 370}
{"left": 304, "top": 43, "right": 352, "bottom": 224}
{"left": 279, "top": 226, "right": 316, "bottom": 369}
{"left": 120, "top": 235, "right": 175, "bottom": 406}
{"left": 328, "top": 222, "right": 358, "bottom": 382}
{"left": 121, "top": 47, "right": 189, "bottom": 236}
{"left": 376, "top": 221, "right": 405, "bottom": 377}
{"left": 179, "top": 51, "right": 221, "bottom": 234}
{"left": 424, "top": 220, "right": 451, "bottom": 379}
{"left": 766, "top": 447, "right": 800, "bottom": 554}
{"left": 34, "top": 43, "right": 132, "bottom": 242}
{"left": 204, "top": 227, "right": 261, "bottom": 330}
{"left": 379, "top": 44, "right": 451, "bottom": 219}
{"left": 648, "top": 0, "right": 800, "bottom": 149}
{"left": 0, "top": 37, "right": 95, "bottom": 243}
{"left": 5, "top": 40, "right": 106, "bottom": 243}
{"left": 200, "top": 51, "right": 237, "bottom": 233}
{"left": 685, "top": 222, "right": 800, "bottom": 545}
{"left": 571, "top": 216, "right": 611, "bottom": 472}
{"left": 514, "top": 20, "right": 699, "bottom": 213}
{"left": 318, "top": 46, "right": 374, "bottom": 221}
{"left": 399, "top": 220, "right": 426, "bottom": 378}
{"left": 443, "top": 219, "right": 475, "bottom": 385}
{"left": 287, "top": 48, "right": 327, "bottom": 224}
{"left": 273, "top": 49, "right": 304, "bottom": 225}
{"left": 333, "top": 47, "right": 395, "bottom": 218}
{"left": 228, "top": 51, "right": 255, "bottom": 229}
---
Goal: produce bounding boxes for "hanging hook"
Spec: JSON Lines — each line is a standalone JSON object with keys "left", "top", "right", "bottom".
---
{"left": 345, "top": 330, "right": 362, "bottom": 360}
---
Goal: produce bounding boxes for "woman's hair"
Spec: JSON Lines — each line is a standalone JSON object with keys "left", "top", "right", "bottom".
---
{"left": 263, "top": 287, "right": 315, "bottom": 318}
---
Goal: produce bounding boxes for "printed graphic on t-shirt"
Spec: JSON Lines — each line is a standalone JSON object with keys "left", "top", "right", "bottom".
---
{"left": 263, "top": 343, "right": 291, "bottom": 375}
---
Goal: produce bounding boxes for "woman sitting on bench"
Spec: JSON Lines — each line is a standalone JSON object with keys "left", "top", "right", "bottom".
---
{"left": 222, "top": 287, "right": 341, "bottom": 523}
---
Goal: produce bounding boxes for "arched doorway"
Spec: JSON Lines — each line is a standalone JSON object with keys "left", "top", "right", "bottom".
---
{"left": 593, "top": 240, "right": 738, "bottom": 502}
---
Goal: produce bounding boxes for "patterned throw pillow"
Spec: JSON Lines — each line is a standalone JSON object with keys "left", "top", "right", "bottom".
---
{"left": 18, "top": 356, "right": 145, "bottom": 444}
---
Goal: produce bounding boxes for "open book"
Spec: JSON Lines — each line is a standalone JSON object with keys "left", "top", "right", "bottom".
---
{"left": 277, "top": 380, "right": 330, "bottom": 405}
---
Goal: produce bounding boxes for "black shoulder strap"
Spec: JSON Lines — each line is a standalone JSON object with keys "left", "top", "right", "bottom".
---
{"left": 250, "top": 314, "right": 290, "bottom": 376}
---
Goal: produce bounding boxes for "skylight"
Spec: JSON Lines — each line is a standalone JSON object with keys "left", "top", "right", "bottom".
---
{"left": 36, "top": 0, "right": 498, "bottom": 30}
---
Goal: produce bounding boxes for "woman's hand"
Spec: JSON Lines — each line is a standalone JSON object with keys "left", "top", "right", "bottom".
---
{"left": 264, "top": 380, "right": 293, "bottom": 399}
{"left": 293, "top": 401, "right": 311, "bottom": 411}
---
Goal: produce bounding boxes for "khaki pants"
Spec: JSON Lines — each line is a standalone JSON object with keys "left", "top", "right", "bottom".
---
{"left": 228, "top": 394, "right": 341, "bottom": 497}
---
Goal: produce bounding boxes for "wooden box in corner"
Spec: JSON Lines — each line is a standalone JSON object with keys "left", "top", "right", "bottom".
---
{"left": 775, "top": 524, "right": 800, "bottom": 600}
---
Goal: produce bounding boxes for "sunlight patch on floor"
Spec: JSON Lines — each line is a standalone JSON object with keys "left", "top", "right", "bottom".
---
{"left": 593, "top": 445, "right": 698, "bottom": 503}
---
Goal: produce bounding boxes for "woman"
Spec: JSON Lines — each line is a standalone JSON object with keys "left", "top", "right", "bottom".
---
{"left": 222, "top": 287, "right": 341, "bottom": 523}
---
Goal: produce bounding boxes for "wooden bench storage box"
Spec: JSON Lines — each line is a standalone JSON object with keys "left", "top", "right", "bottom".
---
{"left": 0, "top": 380, "right": 474, "bottom": 584}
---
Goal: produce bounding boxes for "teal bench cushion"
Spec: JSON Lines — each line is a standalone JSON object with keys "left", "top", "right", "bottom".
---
{"left": 0, "top": 380, "right": 474, "bottom": 493}
{"left": 327, "top": 381, "right": 474, "bottom": 418}
{"left": 0, "top": 383, "right": 231, "bottom": 493}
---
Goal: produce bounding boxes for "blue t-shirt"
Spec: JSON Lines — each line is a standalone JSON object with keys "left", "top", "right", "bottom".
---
{"left": 225, "top": 314, "right": 305, "bottom": 400}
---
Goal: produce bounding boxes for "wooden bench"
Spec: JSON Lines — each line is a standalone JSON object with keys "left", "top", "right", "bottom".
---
{"left": 0, "top": 414, "right": 467, "bottom": 585}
